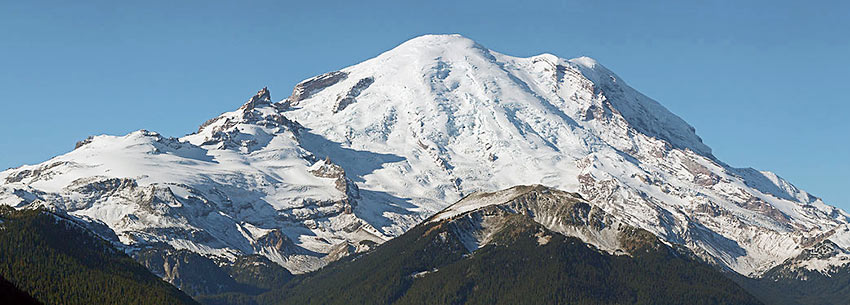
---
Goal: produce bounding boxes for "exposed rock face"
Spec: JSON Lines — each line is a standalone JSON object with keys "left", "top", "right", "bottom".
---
{"left": 309, "top": 157, "right": 360, "bottom": 200}
{"left": 240, "top": 87, "right": 272, "bottom": 110}
{"left": 284, "top": 71, "right": 348, "bottom": 106}
{"left": 681, "top": 157, "right": 721, "bottom": 186}
{"left": 136, "top": 247, "right": 238, "bottom": 296}
{"left": 75, "top": 136, "right": 94, "bottom": 149}
{"left": 67, "top": 177, "right": 138, "bottom": 197}
{"left": 4, "top": 162, "right": 68, "bottom": 184}
{"left": 253, "top": 229, "right": 302, "bottom": 256}
{"left": 323, "top": 241, "right": 356, "bottom": 263}
{"left": 194, "top": 88, "right": 300, "bottom": 151}
{"left": 332, "top": 76, "right": 374, "bottom": 113}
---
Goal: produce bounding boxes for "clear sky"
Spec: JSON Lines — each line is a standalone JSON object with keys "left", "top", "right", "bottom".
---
{"left": 1, "top": 1, "right": 848, "bottom": 208}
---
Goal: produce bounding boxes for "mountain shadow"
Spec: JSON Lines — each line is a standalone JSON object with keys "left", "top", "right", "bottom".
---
{"left": 0, "top": 206, "right": 199, "bottom": 305}
{"left": 0, "top": 274, "right": 41, "bottom": 305}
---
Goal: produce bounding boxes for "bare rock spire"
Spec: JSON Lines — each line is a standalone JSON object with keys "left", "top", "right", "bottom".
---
{"left": 241, "top": 87, "right": 272, "bottom": 110}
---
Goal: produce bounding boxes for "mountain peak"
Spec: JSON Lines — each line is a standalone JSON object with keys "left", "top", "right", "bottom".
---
{"left": 241, "top": 87, "right": 271, "bottom": 110}
{"left": 569, "top": 56, "right": 599, "bottom": 69}
{"left": 257, "top": 86, "right": 270, "bottom": 100}
{"left": 399, "top": 34, "right": 475, "bottom": 47}
{"left": 378, "top": 34, "right": 489, "bottom": 60}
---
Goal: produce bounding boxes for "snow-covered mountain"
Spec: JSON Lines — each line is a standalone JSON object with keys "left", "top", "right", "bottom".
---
{"left": 1, "top": 34, "right": 846, "bottom": 283}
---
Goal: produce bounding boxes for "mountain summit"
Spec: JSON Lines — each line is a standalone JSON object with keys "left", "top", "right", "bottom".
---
{"left": 0, "top": 34, "right": 846, "bottom": 293}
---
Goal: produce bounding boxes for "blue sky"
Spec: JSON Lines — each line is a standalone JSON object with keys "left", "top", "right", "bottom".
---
{"left": 1, "top": 0, "right": 848, "bottom": 208}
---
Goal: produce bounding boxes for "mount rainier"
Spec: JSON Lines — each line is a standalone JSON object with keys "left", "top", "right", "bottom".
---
{"left": 1, "top": 34, "right": 847, "bottom": 297}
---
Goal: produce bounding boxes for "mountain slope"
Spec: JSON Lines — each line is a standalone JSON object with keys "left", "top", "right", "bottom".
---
{"left": 0, "top": 34, "right": 846, "bottom": 297}
{"left": 0, "top": 206, "right": 198, "bottom": 305}
{"left": 257, "top": 185, "right": 762, "bottom": 305}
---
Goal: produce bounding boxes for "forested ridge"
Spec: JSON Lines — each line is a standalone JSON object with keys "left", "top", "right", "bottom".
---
{"left": 0, "top": 207, "right": 198, "bottom": 305}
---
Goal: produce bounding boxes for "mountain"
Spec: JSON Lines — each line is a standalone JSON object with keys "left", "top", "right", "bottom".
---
{"left": 0, "top": 206, "right": 198, "bottom": 305}
{"left": 0, "top": 34, "right": 847, "bottom": 301}
{"left": 255, "top": 185, "right": 762, "bottom": 305}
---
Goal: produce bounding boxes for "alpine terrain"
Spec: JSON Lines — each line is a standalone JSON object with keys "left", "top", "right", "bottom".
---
{"left": 1, "top": 34, "right": 846, "bottom": 303}
{"left": 258, "top": 185, "right": 763, "bottom": 305}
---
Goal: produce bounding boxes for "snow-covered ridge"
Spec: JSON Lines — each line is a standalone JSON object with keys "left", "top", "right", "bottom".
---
{"left": 0, "top": 34, "right": 846, "bottom": 279}
{"left": 428, "top": 185, "right": 541, "bottom": 223}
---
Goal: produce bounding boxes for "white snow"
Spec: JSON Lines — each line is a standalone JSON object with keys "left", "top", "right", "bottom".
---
{"left": 429, "top": 187, "right": 528, "bottom": 223}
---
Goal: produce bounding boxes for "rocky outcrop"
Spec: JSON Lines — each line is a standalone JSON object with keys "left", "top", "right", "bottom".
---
{"left": 323, "top": 242, "right": 356, "bottom": 263}
{"left": 739, "top": 195, "right": 792, "bottom": 226}
{"left": 239, "top": 87, "right": 272, "bottom": 111}
{"left": 284, "top": 71, "right": 348, "bottom": 107}
{"left": 66, "top": 177, "right": 138, "bottom": 197}
{"left": 75, "top": 136, "right": 94, "bottom": 149}
{"left": 135, "top": 247, "right": 239, "bottom": 296}
{"left": 195, "top": 88, "right": 299, "bottom": 150}
{"left": 681, "top": 157, "right": 722, "bottom": 186}
{"left": 332, "top": 76, "right": 374, "bottom": 113}
{"left": 309, "top": 157, "right": 360, "bottom": 201}
{"left": 4, "top": 162, "right": 69, "bottom": 184}
{"left": 253, "top": 229, "right": 302, "bottom": 256}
